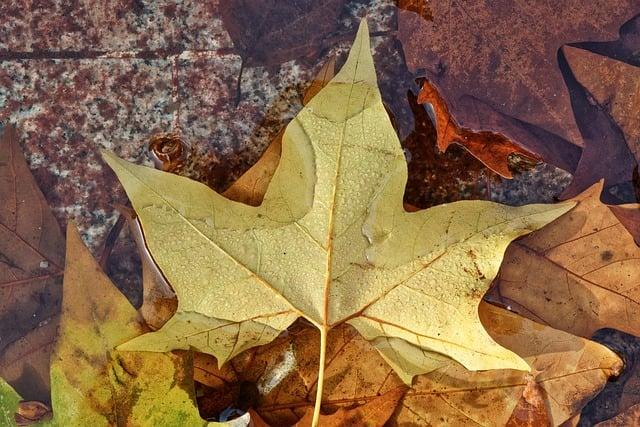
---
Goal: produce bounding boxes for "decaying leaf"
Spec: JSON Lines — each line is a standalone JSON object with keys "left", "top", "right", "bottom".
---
{"left": 489, "top": 181, "right": 640, "bottom": 338}
{"left": 562, "top": 46, "right": 640, "bottom": 164}
{"left": 197, "top": 303, "right": 620, "bottom": 426}
{"left": 219, "top": 0, "right": 345, "bottom": 68}
{"left": 609, "top": 204, "right": 640, "bottom": 246}
{"left": 397, "top": 1, "right": 637, "bottom": 158}
{"left": 417, "top": 80, "right": 539, "bottom": 178}
{"left": 103, "top": 21, "right": 575, "bottom": 414}
{"left": 558, "top": 46, "right": 638, "bottom": 201}
{"left": 505, "top": 375, "right": 551, "bottom": 427}
{"left": 0, "top": 125, "right": 65, "bottom": 402}
{"left": 293, "top": 386, "right": 406, "bottom": 427}
{"left": 595, "top": 403, "right": 640, "bottom": 426}
{"left": 0, "top": 225, "right": 241, "bottom": 426}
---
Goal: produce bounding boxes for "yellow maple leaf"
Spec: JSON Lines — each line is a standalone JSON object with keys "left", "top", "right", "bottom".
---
{"left": 102, "top": 20, "right": 574, "bottom": 426}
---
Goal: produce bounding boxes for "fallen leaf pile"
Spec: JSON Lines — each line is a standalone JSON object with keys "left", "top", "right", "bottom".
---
{"left": 0, "top": 10, "right": 639, "bottom": 427}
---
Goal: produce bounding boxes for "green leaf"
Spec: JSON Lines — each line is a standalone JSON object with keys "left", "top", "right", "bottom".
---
{"left": 1, "top": 226, "right": 244, "bottom": 427}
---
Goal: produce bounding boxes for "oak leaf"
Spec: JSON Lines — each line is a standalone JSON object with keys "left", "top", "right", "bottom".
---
{"left": 489, "top": 181, "right": 640, "bottom": 338}
{"left": 102, "top": 21, "right": 574, "bottom": 423}
{"left": 0, "top": 125, "right": 65, "bottom": 402}
{"left": 0, "top": 225, "right": 241, "bottom": 427}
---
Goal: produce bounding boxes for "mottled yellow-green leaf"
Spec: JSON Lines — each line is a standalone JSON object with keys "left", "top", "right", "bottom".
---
{"left": 11, "top": 225, "right": 237, "bottom": 427}
{"left": 102, "top": 20, "right": 574, "bottom": 383}
{"left": 0, "top": 378, "right": 20, "bottom": 427}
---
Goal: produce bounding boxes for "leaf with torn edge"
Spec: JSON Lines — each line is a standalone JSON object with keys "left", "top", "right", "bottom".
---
{"left": 0, "top": 125, "right": 64, "bottom": 402}
{"left": 102, "top": 21, "right": 574, "bottom": 418}
{"left": 489, "top": 181, "right": 640, "bottom": 338}
{"left": 0, "top": 225, "right": 243, "bottom": 427}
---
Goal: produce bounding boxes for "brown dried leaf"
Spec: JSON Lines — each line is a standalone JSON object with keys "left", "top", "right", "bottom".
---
{"left": 490, "top": 181, "right": 640, "bottom": 338}
{"left": 562, "top": 46, "right": 640, "bottom": 163}
{"left": 417, "top": 80, "right": 540, "bottom": 178}
{"left": 198, "top": 303, "right": 620, "bottom": 426}
{"left": 397, "top": 3, "right": 637, "bottom": 167}
{"left": 0, "top": 125, "right": 65, "bottom": 402}
{"left": 558, "top": 46, "right": 638, "bottom": 201}
{"left": 609, "top": 204, "right": 640, "bottom": 246}
{"left": 293, "top": 387, "right": 406, "bottom": 427}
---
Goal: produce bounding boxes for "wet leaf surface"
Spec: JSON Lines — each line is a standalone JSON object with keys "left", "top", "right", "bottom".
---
{"left": 397, "top": 2, "right": 638, "bottom": 163}
{"left": 194, "top": 303, "right": 620, "bottom": 426}
{"left": 489, "top": 181, "right": 640, "bottom": 339}
{"left": 0, "top": 126, "right": 64, "bottom": 402}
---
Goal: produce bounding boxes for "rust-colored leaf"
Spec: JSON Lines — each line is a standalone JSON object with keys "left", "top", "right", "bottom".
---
{"left": 293, "top": 387, "right": 406, "bottom": 427}
{"left": 0, "top": 125, "right": 65, "bottom": 402}
{"left": 609, "top": 204, "right": 640, "bottom": 246}
{"left": 397, "top": 3, "right": 637, "bottom": 170}
{"left": 417, "top": 80, "right": 540, "bottom": 178}
{"left": 506, "top": 375, "right": 551, "bottom": 427}
{"left": 489, "top": 181, "right": 640, "bottom": 338}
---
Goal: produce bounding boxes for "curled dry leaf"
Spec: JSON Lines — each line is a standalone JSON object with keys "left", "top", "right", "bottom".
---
{"left": 489, "top": 181, "right": 640, "bottom": 338}
{"left": 0, "top": 125, "right": 65, "bottom": 402}
{"left": 196, "top": 303, "right": 620, "bottom": 426}
{"left": 103, "top": 22, "right": 575, "bottom": 412}
{"left": 417, "top": 80, "right": 539, "bottom": 178}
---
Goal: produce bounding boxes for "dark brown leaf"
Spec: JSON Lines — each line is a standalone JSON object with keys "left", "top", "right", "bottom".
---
{"left": 220, "top": 0, "right": 346, "bottom": 68}
{"left": 0, "top": 125, "right": 64, "bottom": 402}
{"left": 595, "top": 403, "right": 640, "bottom": 426}
{"left": 397, "top": 2, "right": 638, "bottom": 170}
{"left": 558, "top": 45, "right": 638, "bottom": 202}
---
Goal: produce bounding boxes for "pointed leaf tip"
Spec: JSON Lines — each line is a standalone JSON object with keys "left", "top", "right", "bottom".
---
{"left": 332, "top": 18, "right": 376, "bottom": 86}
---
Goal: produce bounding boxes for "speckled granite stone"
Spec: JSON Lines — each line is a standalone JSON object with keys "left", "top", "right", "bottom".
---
{"left": 0, "top": 0, "right": 232, "bottom": 52}
{"left": 0, "top": 59, "right": 174, "bottom": 243}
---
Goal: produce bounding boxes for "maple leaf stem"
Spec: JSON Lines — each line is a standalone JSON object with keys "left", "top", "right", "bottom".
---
{"left": 312, "top": 326, "right": 328, "bottom": 427}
